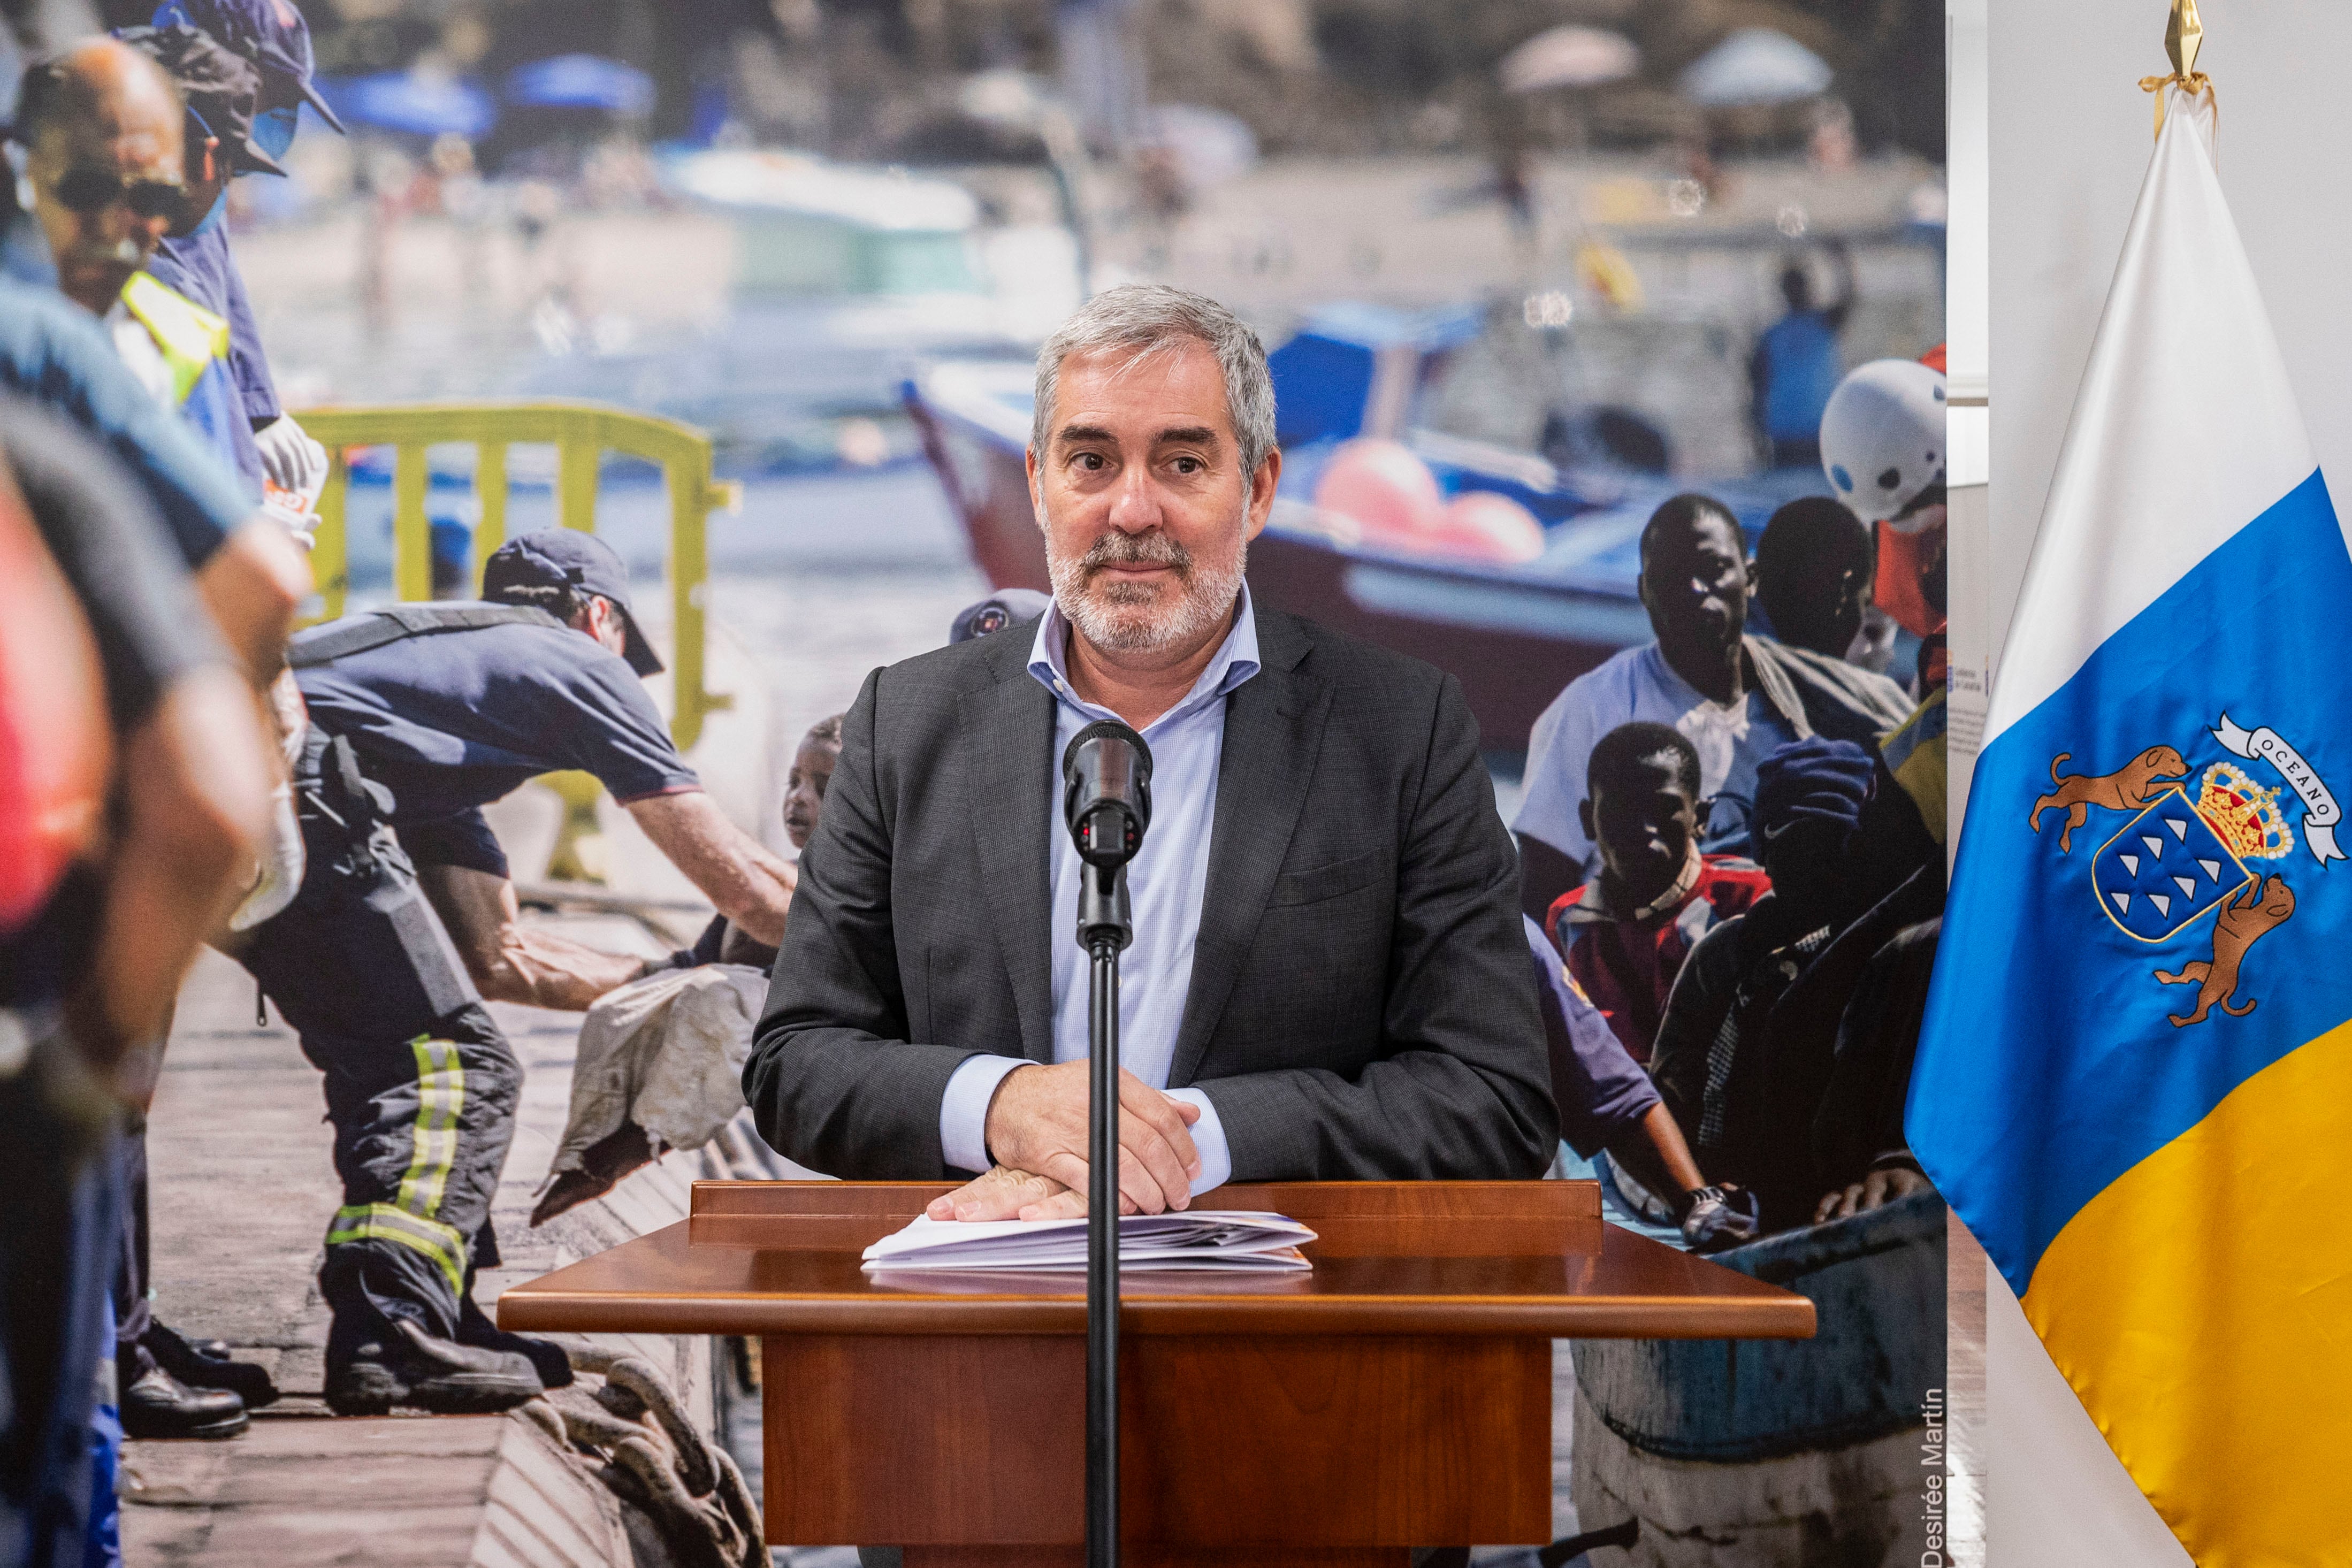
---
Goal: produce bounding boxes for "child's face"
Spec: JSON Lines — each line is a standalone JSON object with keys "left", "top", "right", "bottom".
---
{"left": 782, "top": 736, "right": 838, "bottom": 849}
{"left": 1583, "top": 753, "right": 1699, "bottom": 907}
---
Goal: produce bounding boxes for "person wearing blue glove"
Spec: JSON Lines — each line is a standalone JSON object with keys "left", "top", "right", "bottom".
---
{"left": 1644, "top": 736, "right": 1885, "bottom": 1230}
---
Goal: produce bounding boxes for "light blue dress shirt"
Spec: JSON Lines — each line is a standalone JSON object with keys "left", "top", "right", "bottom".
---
{"left": 935, "top": 586, "right": 1263, "bottom": 1196}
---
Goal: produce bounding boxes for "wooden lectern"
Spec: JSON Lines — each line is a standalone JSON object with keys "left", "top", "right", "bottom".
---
{"left": 499, "top": 1180, "right": 1813, "bottom": 1565}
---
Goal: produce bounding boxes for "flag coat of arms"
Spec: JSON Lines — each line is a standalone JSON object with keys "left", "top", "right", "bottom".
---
{"left": 1910, "top": 85, "right": 2351, "bottom": 1565}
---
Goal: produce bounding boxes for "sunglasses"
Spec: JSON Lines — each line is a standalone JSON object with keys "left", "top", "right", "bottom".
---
{"left": 51, "top": 166, "right": 186, "bottom": 220}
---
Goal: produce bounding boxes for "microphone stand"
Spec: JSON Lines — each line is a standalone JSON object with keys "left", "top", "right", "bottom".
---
{"left": 1076, "top": 860, "right": 1131, "bottom": 1568}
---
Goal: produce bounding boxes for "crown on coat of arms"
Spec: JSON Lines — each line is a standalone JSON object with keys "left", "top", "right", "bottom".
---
{"left": 2197, "top": 762, "right": 2294, "bottom": 861}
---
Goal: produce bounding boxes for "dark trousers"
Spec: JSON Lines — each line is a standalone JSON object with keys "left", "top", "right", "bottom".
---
{"left": 234, "top": 733, "right": 520, "bottom": 1355}
{"left": 109, "top": 1128, "right": 151, "bottom": 1387}
{"left": 0, "top": 1047, "right": 122, "bottom": 1568}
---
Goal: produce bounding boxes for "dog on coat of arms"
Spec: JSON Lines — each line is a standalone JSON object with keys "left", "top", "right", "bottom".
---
{"left": 2154, "top": 875, "right": 2295, "bottom": 1027}
{"left": 2028, "top": 746, "right": 2190, "bottom": 853}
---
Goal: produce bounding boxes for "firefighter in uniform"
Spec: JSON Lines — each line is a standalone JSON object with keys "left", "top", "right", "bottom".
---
{"left": 241, "top": 531, "right": 797, "bottom": 1413}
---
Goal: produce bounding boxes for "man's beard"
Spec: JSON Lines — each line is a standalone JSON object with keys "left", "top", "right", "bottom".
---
{"left": 1047, "top": 527, "right": 1246, "bottom": 654}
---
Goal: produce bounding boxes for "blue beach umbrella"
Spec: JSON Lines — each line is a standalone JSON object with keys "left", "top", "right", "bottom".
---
{"left": 1677, "top": 28, "right": 1834, "bottom": 109}
{"left": 505, "top": 55, "right": 655, "bottom": 117}
{"left": 317, "top": 71, "right": 498, "bottom": 139}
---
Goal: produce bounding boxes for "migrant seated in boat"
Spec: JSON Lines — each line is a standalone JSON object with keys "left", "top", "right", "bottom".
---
{"left": 1546, "top": 721, "right": 1769, "bottom": 1068}
{"left": 1511, "top": 493, "right": 1910, "bottom": 923}
{"left": 534, "top": 715, "right": 844, "bottom": 1225}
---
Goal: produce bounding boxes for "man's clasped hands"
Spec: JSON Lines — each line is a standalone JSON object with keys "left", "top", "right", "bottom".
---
{"left": 925, "top": 1061, "right": 1204, "bottom": 1223}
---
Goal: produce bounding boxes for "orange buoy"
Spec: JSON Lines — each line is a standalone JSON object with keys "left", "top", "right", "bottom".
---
{"left": 1435, "top": 491, "right": 1547, "bottom": 564}
{"left": 1313, "top": 438, "right": 1444, "bottom": 546}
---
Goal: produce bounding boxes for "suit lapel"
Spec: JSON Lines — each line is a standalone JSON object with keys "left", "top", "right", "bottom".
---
{"left": 1168, "top": 612, "right": 1328, "bottom": 1087}
{"left": 960, "top": 634, "right": 1059, "bottom": 1064}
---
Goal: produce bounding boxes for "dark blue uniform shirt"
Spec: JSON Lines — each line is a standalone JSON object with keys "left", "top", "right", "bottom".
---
{"left": 149, "top": 226, "right": 271, "bottom": 492}
{"left": 293, "top": 615, "right": 702, "bottom": 878}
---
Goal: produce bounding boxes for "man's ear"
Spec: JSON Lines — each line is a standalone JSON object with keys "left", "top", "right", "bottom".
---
{"left": 1025, "top": 444, "right": 1046, "bottom": 531}
{"left": 1244, "top": 447, "right": 1282, "bottom": 541}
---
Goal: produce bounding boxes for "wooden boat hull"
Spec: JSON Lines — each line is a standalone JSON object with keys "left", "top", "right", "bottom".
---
{"left": 1566, "top": 1191, "right": 1947, "bottom": 1565}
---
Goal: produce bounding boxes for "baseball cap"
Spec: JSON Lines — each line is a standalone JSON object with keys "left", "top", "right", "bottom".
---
{"left": 151, "top": 0, "right": 347, "bottom": 135}
{"left": 116, "top": 25, "right": 286, "bottom": 177}
{"left": 949, "top": 588, "right": 1051, "bottom": 644}
{"left": 481, "top": 530, "right": 664, "bottom": 677}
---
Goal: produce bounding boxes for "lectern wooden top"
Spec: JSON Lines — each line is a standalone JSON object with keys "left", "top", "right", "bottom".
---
{"left": 499, "top": 1181, "right": 1814, "bottom": 1341}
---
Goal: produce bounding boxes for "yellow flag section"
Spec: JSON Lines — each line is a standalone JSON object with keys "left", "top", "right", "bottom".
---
{"left": 2022, "top": 1018, "right": 2352, "bottom": 1566}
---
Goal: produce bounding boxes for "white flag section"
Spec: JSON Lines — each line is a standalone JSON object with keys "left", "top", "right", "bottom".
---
{"left": 1989, "top": 89, "right": 2313, "bottom": 742}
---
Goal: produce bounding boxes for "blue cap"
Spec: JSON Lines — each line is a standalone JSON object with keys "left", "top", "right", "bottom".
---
{"left": 480, "top": 530, "right": 663, "bottom": 677}
{"left": 152, "top": 0, "right": 347, "bottom": 135}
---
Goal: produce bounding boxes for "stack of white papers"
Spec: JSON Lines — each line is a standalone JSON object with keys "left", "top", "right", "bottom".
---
{"left": 861, "top": 1211, "right": 1317, "bottom": 1273}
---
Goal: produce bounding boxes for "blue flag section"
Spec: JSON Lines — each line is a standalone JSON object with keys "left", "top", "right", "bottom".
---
{"left": 1912, "top": 468, "right": 2352, "bottom": 1292}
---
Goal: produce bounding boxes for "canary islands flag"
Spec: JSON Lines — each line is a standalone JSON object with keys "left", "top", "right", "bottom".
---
{"left": 1910, "top": 86, "right": 2352, "bottom": 1565}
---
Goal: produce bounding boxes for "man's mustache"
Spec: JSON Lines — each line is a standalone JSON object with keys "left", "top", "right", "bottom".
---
{"left": 1078, "top": 531, "right": 1192, "bottom": 581}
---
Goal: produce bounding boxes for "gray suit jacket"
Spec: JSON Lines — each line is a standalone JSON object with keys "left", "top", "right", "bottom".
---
{"left": 742, "top": 605, "right": 1557, "bottom": 1182}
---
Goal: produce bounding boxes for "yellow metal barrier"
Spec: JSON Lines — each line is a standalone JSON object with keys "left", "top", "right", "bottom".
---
{"left": 294, "top": 400, "right": 740, "bottom": 755}
{"left": 296, "top": 401, "right": 743, "bottom": 883}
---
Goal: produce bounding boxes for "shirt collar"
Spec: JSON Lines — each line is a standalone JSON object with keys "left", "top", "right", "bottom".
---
{"left": 1027, "top": 580, "right": 1262, "bottom": 731}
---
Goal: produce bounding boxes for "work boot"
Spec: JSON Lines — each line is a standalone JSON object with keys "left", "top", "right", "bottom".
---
{"left": 120, "top": 1366, "right": 248, "bottom": 1440}
{"left": 145, "top": 1321, "right": 279, "bottom": 1408}
{"left": 456, "top": 1294, "right": 574, "bottom": 1390}
{"left": 326, "top": 1317, "right": 542, "bottom": 1417}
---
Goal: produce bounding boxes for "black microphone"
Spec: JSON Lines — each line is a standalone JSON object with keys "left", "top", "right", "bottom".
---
{"left": 1064, "top": 721, "right": 1152, "bottom": 955}
{"left": 1062, "top": 720, "right": 1153, "bottom": 868}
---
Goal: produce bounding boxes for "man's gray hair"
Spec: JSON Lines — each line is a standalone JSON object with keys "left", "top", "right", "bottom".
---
{"left": 1031, "top": 284, "right": 1278, "bottom": 477}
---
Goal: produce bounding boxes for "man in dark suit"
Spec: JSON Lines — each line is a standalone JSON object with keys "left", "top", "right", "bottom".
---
{"left": 743, "top": 284, "right": 1556, "bottom": 1218}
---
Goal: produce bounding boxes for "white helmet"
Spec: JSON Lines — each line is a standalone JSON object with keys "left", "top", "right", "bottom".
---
{"left": 1821, "top": 359, "right": 1946, "bottom": 531}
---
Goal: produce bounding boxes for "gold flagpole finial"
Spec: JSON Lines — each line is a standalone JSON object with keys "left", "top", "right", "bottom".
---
{"left": 2141, "top": 0, "right": 2214, "bottom": 141}
{"left": 2166, "top": 0, "right": 2204, "bottom": 81}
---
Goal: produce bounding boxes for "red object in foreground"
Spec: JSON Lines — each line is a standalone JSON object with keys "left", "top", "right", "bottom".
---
{"left": 0, "top": 472, "right": 110, "bottom": 932}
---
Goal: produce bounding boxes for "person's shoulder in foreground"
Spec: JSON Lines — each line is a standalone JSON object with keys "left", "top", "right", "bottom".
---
{"left": 0, "top": 276, "right": 251, "bottom": 567}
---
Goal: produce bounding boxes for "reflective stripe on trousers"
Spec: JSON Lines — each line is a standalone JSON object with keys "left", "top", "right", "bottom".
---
{"left": 324, "top": 1034, "right": 468, "bottom": 1296}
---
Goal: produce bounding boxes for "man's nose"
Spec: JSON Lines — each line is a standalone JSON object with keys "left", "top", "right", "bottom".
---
{"left": 1104, "top": 463, "right": 1164, "bottom": 534}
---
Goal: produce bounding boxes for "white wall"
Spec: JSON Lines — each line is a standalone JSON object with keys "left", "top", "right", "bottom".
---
{"left": 1975, "top": 1, "right": 2352, "bottom": 1561}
